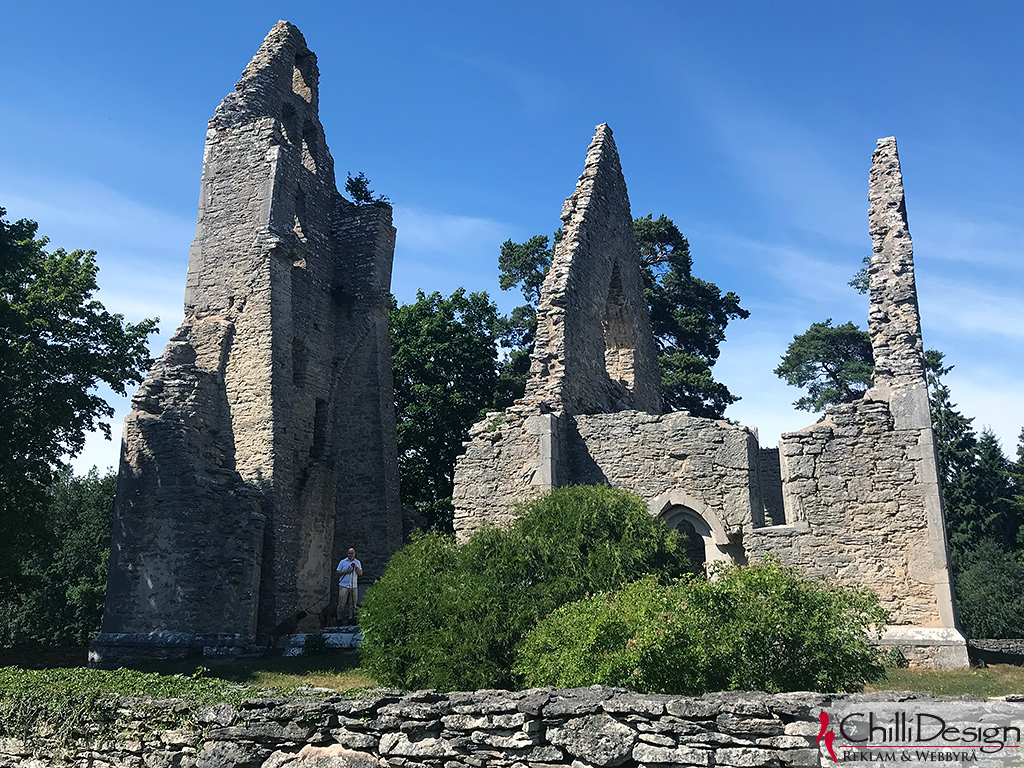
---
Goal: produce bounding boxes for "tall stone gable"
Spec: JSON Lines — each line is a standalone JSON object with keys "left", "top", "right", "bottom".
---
{"left": 91, "top": 21, "right": 402, "bottom": 664}
{"left": 526, "top": 124, "right": 661, "bottom": 416}
{"left": 453, "top": 124, "right": 672, "bottom": 535}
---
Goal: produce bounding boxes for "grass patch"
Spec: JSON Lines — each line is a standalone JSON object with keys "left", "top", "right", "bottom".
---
{"left": 187, "top": 652, "right": 376, "bottom": 692}
{"left": 0, "top": 665, "right": 257, "bottom": 756}
{"left": 869, "top": 664, "right": 1024, "bottom": 697}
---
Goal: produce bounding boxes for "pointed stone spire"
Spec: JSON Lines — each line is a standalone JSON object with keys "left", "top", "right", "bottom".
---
{"left": 867, "top": 137, "right": 927, "bottom": 399}
{"left": 524, "top": 124, "right": 661, "bottom": 416}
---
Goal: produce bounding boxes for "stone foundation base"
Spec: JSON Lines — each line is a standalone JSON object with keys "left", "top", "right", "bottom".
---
{"left": 88, "top": 632, "right": 249, "bottom": 668}
{"left": 281, "top": 627, "right": 363, "bottom": 656}
{"left": 874, "top": 626, "right": 970, "bottom": 669}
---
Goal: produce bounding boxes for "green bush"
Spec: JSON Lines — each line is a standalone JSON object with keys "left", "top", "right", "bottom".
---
{"left": 516, "top": 559, "right": 888, "bottom": 694}
{"left": 358, "top": 485, "right": 691, "bottom": 691}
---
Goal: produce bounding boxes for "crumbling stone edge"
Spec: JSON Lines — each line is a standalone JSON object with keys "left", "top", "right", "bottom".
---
{"left": 0, "top": 686, "right": 986, "bottom": 768}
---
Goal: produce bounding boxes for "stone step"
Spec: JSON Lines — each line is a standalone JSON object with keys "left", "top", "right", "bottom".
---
{"left": 281, "top": 628, "right": 363, "bottom": 657}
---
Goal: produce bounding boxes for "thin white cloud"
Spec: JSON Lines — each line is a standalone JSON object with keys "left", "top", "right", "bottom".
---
{"left": 393, "top": 206, "right": 513, "bottom": 256}
{"left": 946, "top": 371, "right": 1024, "bottom": 455}
{"left": 424, "top": 46, "right": 561, "bottom": 112}
{"left": 0, "top": 178, "right": 194, "bottom": 266}
{"left": 392, "top": 205, "right": 523, "bottom": 311}
{"left": 914, "top": 209, "right": 1024, "bottom": 271}
{"left": 919, "top": 276, "right": 1024, "bottom": 341}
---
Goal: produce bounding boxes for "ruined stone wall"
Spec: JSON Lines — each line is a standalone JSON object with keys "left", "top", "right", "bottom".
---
{"left": 0, "top": 687, "right": 887, "bottom": 768}
{"left": 452, "top": 408, "right": 558, "bottom": 535}
{"left": 453, "top": 124, "right": 663, "bottom": 537}
{"left": 747, "top": 401, "right": 944, "bottom": 626}
{"left": 569, "top": 412, "right": 762, "bottom": 533}
{"left": 96, "top": 22, "right": 401, "bottom": 662}
{"left": 453, "top": 410, "right": 762, "bottom": 542}
{"left": 747, "top": 137, "right": 957, "bottom": 637}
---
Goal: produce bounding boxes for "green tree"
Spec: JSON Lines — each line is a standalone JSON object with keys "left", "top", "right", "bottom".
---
{"left": 773, "top": 320, "right": 874, "bottom": 412}
{"left": 1014, "top": 429, "right": 1024, "bottom": 546}
{"left": 494, "top": 232, "right": 559, "bottom": 405}
{"left": 497, "top": 215, "right": 747, "bottom": 417}
{"left": 0, "top": 468, "right": 115, "bottom": 647}
{"left": 926, "top": 350, "right": 984, "bottom": 560}
{"left": 636, "top": 215, "right": 748, "bottom": 416}
{"left": 954, "top": 539, "right": 1024, "bottom": 638}
{"left": 345, "top": 171, "right": 389, "bottom": 204}
{"left": 0, "top": 209, "right": 157, "bottom": 595}
{"left": 390, "top": 289, "right": 503, "bottom": 530}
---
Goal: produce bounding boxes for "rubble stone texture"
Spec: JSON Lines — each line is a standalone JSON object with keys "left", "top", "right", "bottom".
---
{"left": 453, "top": 132, "right": 965, "bottom": 666}
{"left": 0, "top": 687, "right": 967, "bottom": 768}
{"left": 91, "top": 21, "right": 401, "bottom": 663}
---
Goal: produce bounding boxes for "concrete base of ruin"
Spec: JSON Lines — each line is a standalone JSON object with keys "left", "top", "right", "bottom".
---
{"left": 88, "top": 632, "right": 252, "bottom": 668}
{"left": 875, "top": 626, "right": 970, "bottom": 670}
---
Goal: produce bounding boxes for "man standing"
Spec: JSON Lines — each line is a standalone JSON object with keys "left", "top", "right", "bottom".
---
{"left": 336, "top": 548, "right": 363, "bottom": 625}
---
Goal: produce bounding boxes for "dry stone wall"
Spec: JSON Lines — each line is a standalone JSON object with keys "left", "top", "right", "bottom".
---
{"left": 0, "top": 687, "right": 921, "bottom": 768}
{"left": 94, "top": 21, "right": 401, "bottom": 665}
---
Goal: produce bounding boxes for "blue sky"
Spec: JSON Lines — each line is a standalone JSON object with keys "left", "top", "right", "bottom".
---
{"left": 2, "top": 1, "right": 1021, "bottom": 473}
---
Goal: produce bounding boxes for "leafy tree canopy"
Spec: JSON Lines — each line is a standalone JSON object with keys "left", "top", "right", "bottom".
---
{"left": 636, "top": 215, "right": 748, "bottom": 416}
{"left": 0, "top": 209, "right": 157, "bottom": 593}
{"left": 774, "top": 319, "right": 874, "bottom": 412}
{"left": 390, "top": 288, "right": 503, "bottom": 530}
{"left": 0, "top": 468, "right": 115, "bottom": 647}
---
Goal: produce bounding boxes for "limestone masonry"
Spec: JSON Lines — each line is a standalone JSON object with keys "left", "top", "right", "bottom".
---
{"left": 452, "top": 131, "right": 967, "bottom": 668}
{"left": 91, "top": 22, "right": 402, "bottom": 664}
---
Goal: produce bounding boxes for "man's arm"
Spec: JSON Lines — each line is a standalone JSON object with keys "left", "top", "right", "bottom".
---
{"left": 354, "top": 560, "right": 363, "bottom": 576}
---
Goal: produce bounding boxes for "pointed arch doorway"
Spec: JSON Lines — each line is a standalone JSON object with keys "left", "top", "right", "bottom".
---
{"left": 648, "top": 490, "right": 742, "bottom": 570}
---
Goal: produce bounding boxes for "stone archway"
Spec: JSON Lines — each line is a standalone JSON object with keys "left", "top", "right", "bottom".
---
{"left": 648, "top": 490, "right": 739, "bottom": 569}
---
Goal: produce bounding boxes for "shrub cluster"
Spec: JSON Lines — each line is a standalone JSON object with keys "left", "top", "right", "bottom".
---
{"left": 516, "top": 560, "right": 888, "bottom": 694}
{"left": 358, "top": 486, "right": 691, "bottom": 691}
{"left": 360, "top": 485, "right": 889, "bottom": 694}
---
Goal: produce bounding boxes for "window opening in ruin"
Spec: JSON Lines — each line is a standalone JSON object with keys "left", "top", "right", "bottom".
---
{"left": 312, "top": 399, "right": 328, "bottom": 459}
{"left": 281, "top": 103, "right": 298, "bottom": 144}
{"left": 602, "top": 259, "right": 636, "bottom": 390}
{"left": 292, "top": 53, "right": 313, "bottom": 103}
{"left": 293, "top": 187, "right": 308, "bottom": 242}
{"left": 301, "top": 122, "right": 318, "bottom": 174}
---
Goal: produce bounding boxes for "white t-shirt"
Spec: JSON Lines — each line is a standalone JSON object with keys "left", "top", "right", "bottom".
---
{"left": 338, "top": 558, "right": 361, "bottom": 589}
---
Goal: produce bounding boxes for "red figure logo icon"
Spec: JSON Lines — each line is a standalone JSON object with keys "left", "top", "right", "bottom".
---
{"left": 817, "top": 712, "right": 838, "bottom": 763}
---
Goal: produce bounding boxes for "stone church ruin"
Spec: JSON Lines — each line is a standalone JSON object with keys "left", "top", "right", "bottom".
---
{"left": 91, "top": 19, "right": 968, "bottom": 669}
{"left": 91, "top": 22, "right": 402, "bottom": 665}
{"left": 452, "top": 127, "right": 968, "bottom": 668}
